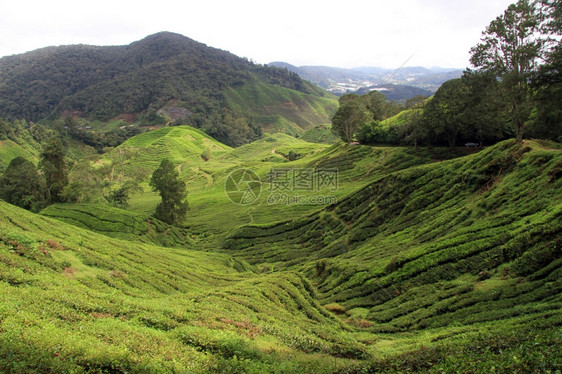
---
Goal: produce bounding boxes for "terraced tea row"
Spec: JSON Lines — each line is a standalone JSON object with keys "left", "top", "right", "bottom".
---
{"left": 222, "top": 140, "right": 562, "bottom": 337}
{"left": 40, "top": 203, "right": 194, "bottom": 247}
{"left": 0, "top": 201, "right": 375, "bottom": 372}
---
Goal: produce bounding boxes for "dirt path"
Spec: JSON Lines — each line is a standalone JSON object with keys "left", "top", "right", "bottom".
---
{"left": 271, "top": 147, "right": 289, "bottom": 160}
{"left": 195, "top": 167, "right": 213, "bottom": 187}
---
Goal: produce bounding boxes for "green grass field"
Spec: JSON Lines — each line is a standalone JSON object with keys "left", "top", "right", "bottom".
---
{"left": 0, "top": 125, "right": 561, "bottom": 373}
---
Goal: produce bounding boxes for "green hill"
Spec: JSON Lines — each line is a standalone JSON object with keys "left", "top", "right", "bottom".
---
{"left": 220, "top": 140, "right": 561, "bottom": 369}
{"left": 224, "top": 80, "right": 337, "bottom": 135}
{"left": 299, "top": 124, "right": 339, "bottom": 144}
{"left": 0, "top": 119, "right": 51, "bottom": 171}
{"left": 0, "top": 201, "right": 368, "bottom": 373}
{"left": 1, "top": 137, "right": 560, "bottom": 373}
{"left": 39, "top": 203, "right": 194, "bottom": 248}
{"left": 0, "top": 32, "right": 337, "bottom": 146}
{"left": 0, "top": 139, "right": 37, "bottom": 171}
{"left": 223, "top": 139, "right": 561, "bottom": 326}
{"left": 100, "top": 128, "right": 483, "bottom": 244}
{"left": 113, "top": 125, "right": 232, "bottom": 169}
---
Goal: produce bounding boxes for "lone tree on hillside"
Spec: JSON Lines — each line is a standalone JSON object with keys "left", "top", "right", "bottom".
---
{"left": 149, "top": 159, "right": 188, "bottom": 225}
{"left": 39, "top": 137, "right": 68, "bottom": 203}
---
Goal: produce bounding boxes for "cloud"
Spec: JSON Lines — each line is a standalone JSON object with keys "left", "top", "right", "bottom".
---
{"left": 0, "top": 0, "right": 515, "bottom": 68}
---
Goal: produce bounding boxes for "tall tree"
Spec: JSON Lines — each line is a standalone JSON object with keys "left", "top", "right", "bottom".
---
{"left": 0, "top": 157, "right": 45, "bottom": 211}
{"left": 469, "top": 0, "right": 544, "bottom": 140}
{"left": 363, "top": 91, "right": 389, "bottom": 121}
{"left": 460, "top": 70, "right": 507, "bottom": 145}
{"left": 39, "top": 137, "right": 68, "bottom": 203}
{"left": 149, "top": 159, "right": 188, "bottom": 225}
{"left": 532, "top": 0, "right": 562, "bottom": 139}
{"left": 331, "top": 94, "right": 369, "bottom": 142}
{"left": 532, "top": 48, "right": 562, "bottom": 139}
{"left": 422, "top": 78, "right": 469, "bottom": 148}
{"left": 399, "top": 100, "right": 427, "bottom": 147}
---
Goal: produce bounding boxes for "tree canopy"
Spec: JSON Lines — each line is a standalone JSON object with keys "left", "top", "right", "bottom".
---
{"left": 338, "top": 0, "right": 562, "bottom": 146}
{"left": 470, "top": 0, "right": 546, "bottom": 140}
{"left": 0, "top": 157, "right": 44, "bottom": 211}
{"left": 331, "top": 95, "right": 369, "bottom": 143}
{"left": 149, "top": 159, "right": 188, "bottom": 225}
{"left": 422, "top": 79, "right": 469, "bottom": 148}
{"left": 39, "top": 137, "right": 68, "bottom": 203}
{"left": 331, "top": 92, "right": 405, "bottom": 143}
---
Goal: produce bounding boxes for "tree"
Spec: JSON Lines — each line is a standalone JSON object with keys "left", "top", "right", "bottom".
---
{"left": 405, "top": 95, "right": 428, "bottom": 110}
{"left": 363, "top": 91, "right": 389, "bottom": 121}
{"left": 532, "top": 47, "right": 562, "bottom": 140}
{"left": 532, "top": 0, "right": 562, "bottom": 140}
{"left": 399, "top": 101, "right": 427, "bottom": 147}
{"left": 107, "top": 185, "right": 131, "bottom": 208}
{"left": 0, "top": 157, "right": 45, "bottom": 211}
{"left": 331, "top": 94, "right": 369, "bottom": 142}
{"left": 202, "top": 109, "right": 262, "bottom": 147}
{"left": 460, "top": 71, "right": 507, "bottom": 145}
{"left": 470, "top": 0, "right": 544, "bottom": 140}
{"left": 39, "top": 137, "right": 68, "bottom": 203}
{"left": 356, "top": 121, "right": 389, "bottom": 145}
{"left": 149, "top": 159, "right": 188, "bottom": 225}
{"left": 422, "top": 79, "right": 469, "bottom": 148}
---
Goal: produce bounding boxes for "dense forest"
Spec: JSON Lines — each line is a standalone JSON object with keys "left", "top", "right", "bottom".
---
{"left": 0, "top": 32, "right": 334, "bottom": 146}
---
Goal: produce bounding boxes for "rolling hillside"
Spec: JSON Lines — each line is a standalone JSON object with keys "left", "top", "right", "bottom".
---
{"left": 224, "top": 80, "right": 338, "bottom": 135}
{"left": 223, "top": 140, "right": 562, "bottom": 337}
{"left": 0, "top": 200, "right": 393, "bottom": 373}
{"left": 1, "top": 129, "right": 560, "bottom": 372}
{"left": 113, "top": 125, "right": 232, "bottom": 169}
{"left": 0, "top": 139, "right": 38, "bottom": 171}
{"left": 101, "top": 127, "right": 457, "bottom": 245}
{"left": 40, "top": 203, "right": 194, "bottom": 248}
{"left": 0, "top": 119, "right": 50, "bottom": 171}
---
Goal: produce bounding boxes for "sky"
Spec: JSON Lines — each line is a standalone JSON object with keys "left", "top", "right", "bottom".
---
{"left": 0, "top": 0, "right": 515, "bottom": 69}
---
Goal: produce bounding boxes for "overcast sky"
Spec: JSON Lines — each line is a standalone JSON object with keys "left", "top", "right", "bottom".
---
{"left": 1, "top": 0, "right": 514, "bottom": 69}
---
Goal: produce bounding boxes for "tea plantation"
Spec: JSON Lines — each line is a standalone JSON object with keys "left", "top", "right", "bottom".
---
{"left": 0, "top": 131, "right": 560, "bottom": 373}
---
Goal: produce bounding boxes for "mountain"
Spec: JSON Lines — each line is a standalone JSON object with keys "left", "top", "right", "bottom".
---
{"left": 355, "top": 84, "right": 433, "bottom": 101}
{"left": 269, "top": 62, "right": 464, "bottom": 98}
{"left": 0, "top": 32, "right": 337, "bottom": 145}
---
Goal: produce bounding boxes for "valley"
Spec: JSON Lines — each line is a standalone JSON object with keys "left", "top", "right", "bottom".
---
{"left": 268, "top": 62, "right": 463, "bottom": 97}
{"left": 0, "top": 123, "right": 560, "bottom": 372}
{"left": 0, "top": 3, "right": 561, "bottom": 370}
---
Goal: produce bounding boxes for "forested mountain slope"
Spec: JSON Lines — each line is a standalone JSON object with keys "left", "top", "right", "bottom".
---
{"left": 0, "top": 32, "right": 337, "bottom": 145}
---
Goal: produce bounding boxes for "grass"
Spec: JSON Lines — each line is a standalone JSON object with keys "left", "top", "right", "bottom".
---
{"left": 1, "top": 126, "right": 561, "bottom": 373}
